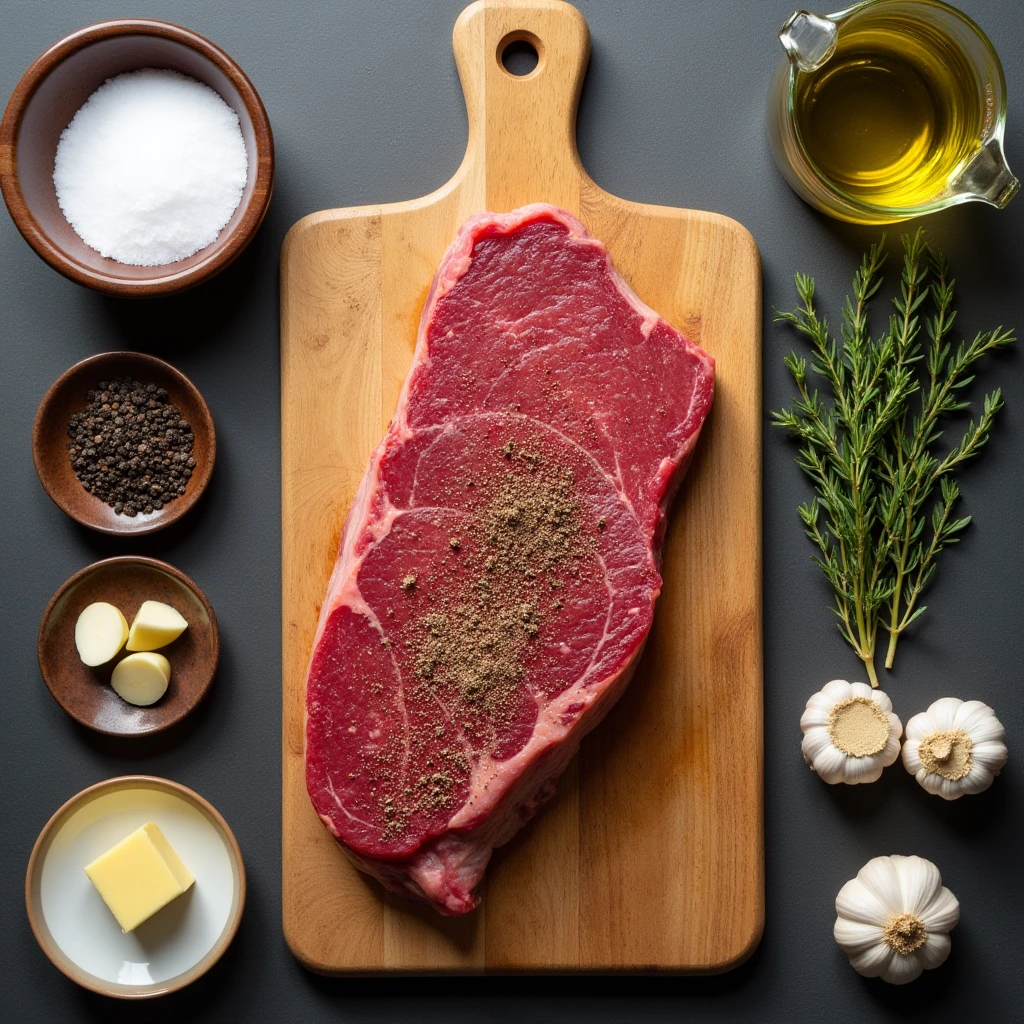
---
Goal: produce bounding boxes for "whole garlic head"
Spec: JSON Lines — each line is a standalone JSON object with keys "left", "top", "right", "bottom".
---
{"left": 902, "top": 697, "right": 1007, "bottom": 800}
{"left": 801, "top": 679, "right": 902, "bottom": 784}
{"left": 835, "top": 854, "right": 959, "bottom": 984}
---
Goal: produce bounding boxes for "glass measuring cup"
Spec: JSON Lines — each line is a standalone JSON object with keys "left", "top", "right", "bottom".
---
{"left": 767, "top": 0, "right": 1018, "bottom": 223}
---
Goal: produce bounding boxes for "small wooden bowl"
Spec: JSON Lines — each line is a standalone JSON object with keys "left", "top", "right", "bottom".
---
{"left": 38, "top": 556, "right": 219, "bottom": 737}
{"left": 33, "top": 351, "right": 215, "bottom": 535}
{"left": 0, "top": 19, "right": 273, "bottom": 296}
{"left": 26, "top": 775, "right": 245, "bottom": 999}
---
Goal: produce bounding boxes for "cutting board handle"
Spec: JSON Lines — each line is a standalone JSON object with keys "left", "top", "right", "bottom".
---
{"left": 453, "top": 0, "right": 592, "bottom": 203}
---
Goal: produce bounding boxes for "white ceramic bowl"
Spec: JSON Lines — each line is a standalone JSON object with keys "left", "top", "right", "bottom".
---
{"left": 26, "top": 775, "right": 245, "bottom": 998}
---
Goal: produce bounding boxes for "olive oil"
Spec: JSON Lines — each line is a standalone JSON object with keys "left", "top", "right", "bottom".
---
{"left": 794, "top": 13, "right": 984, "bottom": 208}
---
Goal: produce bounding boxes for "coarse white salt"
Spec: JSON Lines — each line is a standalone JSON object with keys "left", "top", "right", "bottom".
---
{"left": 53, "top": 68, "right": 248, "bottom": 267}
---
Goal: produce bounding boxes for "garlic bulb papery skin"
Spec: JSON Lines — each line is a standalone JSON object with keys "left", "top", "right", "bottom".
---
{"left": 835, "top": 854, "right": 959, "bottom": 985}
{"left": 902, "top": 697, "right": 1008, "bottom": 800}
{"left": 800, "top": 679, "right": 902, "bottom": 784}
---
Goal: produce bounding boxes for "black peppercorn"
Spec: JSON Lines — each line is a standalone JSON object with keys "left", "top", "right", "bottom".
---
{"left": 66, "top": 376, "right": 197, "bottom": 517}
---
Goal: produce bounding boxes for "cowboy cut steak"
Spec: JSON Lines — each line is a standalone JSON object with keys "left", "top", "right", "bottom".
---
{"left": 305, "top": 204, "right": 715, "bottom": 915}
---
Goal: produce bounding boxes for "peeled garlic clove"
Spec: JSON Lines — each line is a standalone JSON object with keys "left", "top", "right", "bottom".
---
{"left": 126, "top": 600, "right": 189, "bottom": 652}
{"left": 902, "top": 697, "right": 1007, "bottom": 799}
{"left": 800, "top": 680, "right": 902, "bottom": 784}
{"left": 75, "top": 602, "right": 129, "bottom": 667}
{"left": 111, "top": 652, "right": 171, "bottom": 706}
{"left": 835, "top": 854, "right": 958, "bottom": 985}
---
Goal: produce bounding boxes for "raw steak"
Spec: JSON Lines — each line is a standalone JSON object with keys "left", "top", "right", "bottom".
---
{"left": 305, "top": 204, "right": 714, "bottom": 915}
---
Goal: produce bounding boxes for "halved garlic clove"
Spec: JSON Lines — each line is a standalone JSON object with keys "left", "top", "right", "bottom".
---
{"left": 75, "top": 602, "right": 129, "bottom": 667}
{"left": 126, "top": 600, "right": 189, "bottom": 652}
{"left": 111, "top": 652, "right": 171, "bottom": 706}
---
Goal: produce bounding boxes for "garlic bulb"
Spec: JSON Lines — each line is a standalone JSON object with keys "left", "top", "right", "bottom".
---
{"left": 800, "top": 679, "right": 902, "bottom": 784}
{"left": 902, "top": 697, "right": 1007, "bottom": 800}
{"left": 835, "top": 854, "right": 959, "bottom": 984}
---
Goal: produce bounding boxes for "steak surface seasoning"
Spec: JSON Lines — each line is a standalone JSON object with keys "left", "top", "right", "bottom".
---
{"left": 67, "top": 377, "right": 196, "bottom": 517}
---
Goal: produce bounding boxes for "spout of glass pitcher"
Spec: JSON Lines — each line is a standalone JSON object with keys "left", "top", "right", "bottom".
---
{"left": 778, "top": 10, "right": 838, "bottom": 71}
{"left": 952, "top": 138, "right": 1020, "bottom": 209}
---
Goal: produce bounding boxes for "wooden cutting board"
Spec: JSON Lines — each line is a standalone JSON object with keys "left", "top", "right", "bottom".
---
{"left": 281, "top": 0, "right": 762, "bottom": 973}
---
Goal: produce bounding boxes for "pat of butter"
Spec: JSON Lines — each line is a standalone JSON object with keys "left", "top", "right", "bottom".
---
{"left": 84, "top": 821, "right": 194, "bottom": 933}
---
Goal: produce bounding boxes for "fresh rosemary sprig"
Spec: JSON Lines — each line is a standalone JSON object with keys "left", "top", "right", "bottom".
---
{"left": 773, "top": 230, "right": 1014, "bottom": 686}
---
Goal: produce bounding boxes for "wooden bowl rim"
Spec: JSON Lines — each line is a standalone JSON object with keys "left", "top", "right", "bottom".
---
{"left": 25, "top": 774, "right": 246, "bottom": 999}
{"left": 0, "top": 17, "right": 274, "bottom": 297}
{"left": 32, "top": 350, "right": 216, "bottom": 536}
{"left": 37, "top": 554, "right": 221, "bottom": 736}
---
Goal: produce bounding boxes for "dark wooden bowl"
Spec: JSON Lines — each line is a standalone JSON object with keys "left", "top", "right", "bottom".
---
{"left": 0, "top": 19, "right": 273, "bottom": 296}
{"left": 33, "top": 351, "right": 215, "bottom": 535}
{"left": 38, "top": 557, "right": 219, "bottom": 737}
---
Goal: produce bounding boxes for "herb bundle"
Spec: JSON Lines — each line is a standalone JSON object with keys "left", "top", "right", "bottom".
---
{"left": 773, "top": 231, "right": 1014, "bottom": 685}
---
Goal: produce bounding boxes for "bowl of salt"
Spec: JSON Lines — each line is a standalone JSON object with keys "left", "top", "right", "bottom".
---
{"left": 0, "top": 19, "right": 273, "bottom": 296}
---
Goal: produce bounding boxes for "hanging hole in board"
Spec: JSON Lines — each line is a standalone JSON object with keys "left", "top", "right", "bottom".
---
{"left": 498, "top": 32, "right": 542, "bottom": 78}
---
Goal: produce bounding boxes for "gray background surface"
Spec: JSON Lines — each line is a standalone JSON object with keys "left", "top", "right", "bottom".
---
{"left": 2, "top": 0, "right": 1022, "bottom": 1020}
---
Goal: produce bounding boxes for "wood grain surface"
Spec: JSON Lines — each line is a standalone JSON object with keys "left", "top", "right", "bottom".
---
{"left": 281, "top": 0, "right": 762, "bottom": 973}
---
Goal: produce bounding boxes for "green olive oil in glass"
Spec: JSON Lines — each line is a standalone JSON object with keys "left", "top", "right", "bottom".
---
{"left": 795, "top": 14, "right": 983, "bottom": 207}
{"left": 768, "top": 1, "right": 1018, "bottom": 223}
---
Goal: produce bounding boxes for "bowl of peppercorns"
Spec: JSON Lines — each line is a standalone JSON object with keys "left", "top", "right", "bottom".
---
{"left": 33, "top": 352, "right": 215, "bottom": 535}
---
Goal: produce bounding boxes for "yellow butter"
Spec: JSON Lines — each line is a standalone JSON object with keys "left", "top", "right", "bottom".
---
{"left": 84, "top": 821, "right": 194, "bottom": 933}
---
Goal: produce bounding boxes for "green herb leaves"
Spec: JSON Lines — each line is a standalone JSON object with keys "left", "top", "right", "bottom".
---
{"left": 773, "top": 231, "right": 1014, "bottom": 685}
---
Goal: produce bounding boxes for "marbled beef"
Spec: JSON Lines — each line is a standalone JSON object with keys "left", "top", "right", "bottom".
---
{"left": 305, "top": 205, "right": 714, "bottom": 914}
